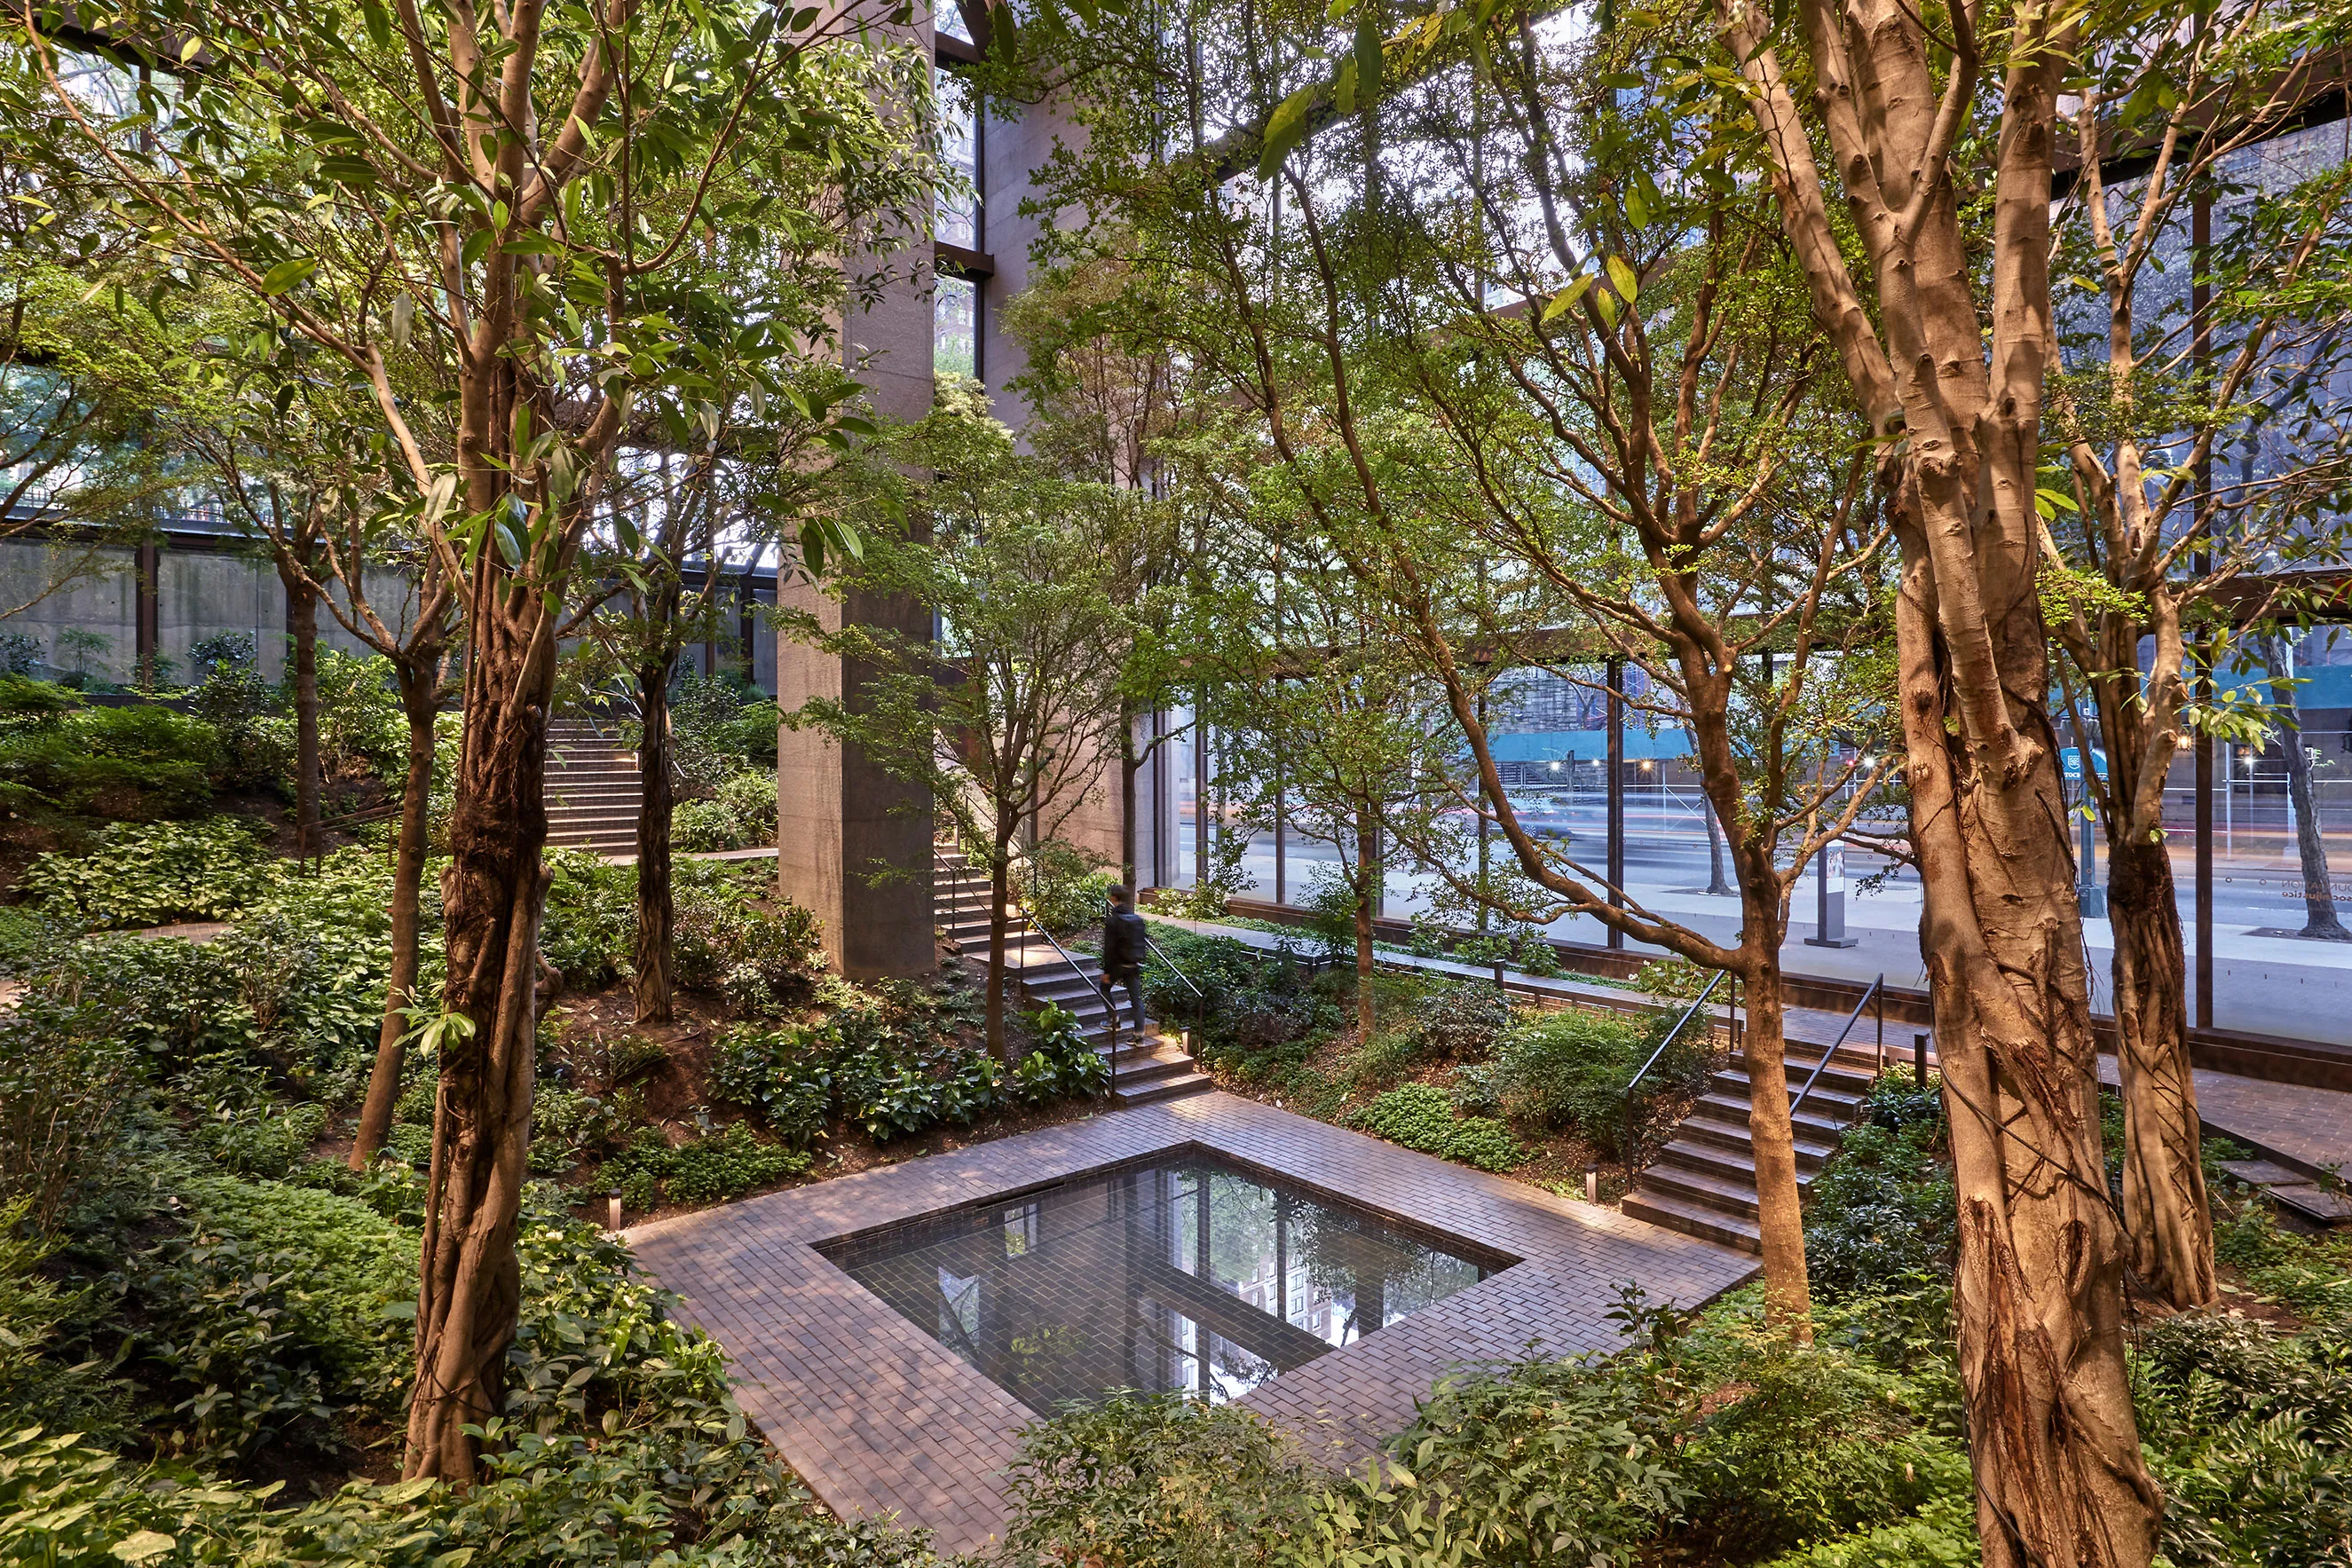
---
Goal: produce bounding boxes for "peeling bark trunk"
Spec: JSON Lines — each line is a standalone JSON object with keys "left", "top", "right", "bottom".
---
{"left": 1355, "top": 808, "right": 1377, "bottom": 1042}
{"left": 1739, "top": 974, "right": 1811, "bottom": 1335}
{"left": 635, "top": 663, "right": 676, "bottom": 1024}
{"left": 280, "top": 562, "right": 320, "bottom": 858}
{"left": 986, "top": 839, "right": 1014, "bottom": 1062}
{"left": 2261, "top": 638, "right": 2347, "bottom": 939}
{"left": 351, "top": 655, "right": 441, "bottom": 1170}
{"left": 405, "top": 592, "right": 556, "bottom": 1482}
{"left": 2106, "top": 833, "right": 2214, "bottom": 1308}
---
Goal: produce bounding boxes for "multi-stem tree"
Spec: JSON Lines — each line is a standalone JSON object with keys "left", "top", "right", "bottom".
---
{"left": 11, "top": 0, "right": 927, "bottom": 1477}
{"left": 583, "top": 359, "right": 864, "bottom": 1025}
{"left": 1717, "top": 0, "right": 2172, "bottom": 1548}
{"left": 2041, "top": 9, "right": 2352, "bottom": 1312}
{"left": 1037, "top": 0, "right": 1892, "bottom": 1331}
{"left": 789, "top": 385, "right": 1133, "bottom": 1060}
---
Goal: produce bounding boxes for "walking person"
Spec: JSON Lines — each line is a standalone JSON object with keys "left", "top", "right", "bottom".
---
{"left": 1101, "top": 885, "right": 1148, "bottom": 1044}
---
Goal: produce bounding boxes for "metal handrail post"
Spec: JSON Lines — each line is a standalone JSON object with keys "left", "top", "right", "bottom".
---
{"left": 1788, "top": 974, "right": 1884, "bottom": 1123}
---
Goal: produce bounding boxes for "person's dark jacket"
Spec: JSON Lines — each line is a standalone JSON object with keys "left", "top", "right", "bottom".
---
{"left": 1101, "top": 908, "right": 1148, "bottom": 972}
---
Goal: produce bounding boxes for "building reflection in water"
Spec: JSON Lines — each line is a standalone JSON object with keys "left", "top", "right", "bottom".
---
{"left": 821, "top": 1151, "right": 1496, "bottom": 1410}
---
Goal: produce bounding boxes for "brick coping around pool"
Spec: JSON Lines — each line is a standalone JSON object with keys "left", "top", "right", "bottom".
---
{"left": 624, "top": 1091, "right": 1758, "bottom": 1556}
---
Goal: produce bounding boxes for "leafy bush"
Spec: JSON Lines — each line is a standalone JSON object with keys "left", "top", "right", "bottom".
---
{"left": 602, "top": 1123, "right": 809, "bottom": 1209}
{"left": 1805, "top": 1077, "right": 1957, "bottom": 1301}
{"left": 671, "top": 796, "right": 743, "bottom": 853}
{"left": 0, "top": 1006, "right": 146, "bottom": 1231}
{"left": 711, "top": 1026, "right": 834, "bottom": 1146}
{"left": 0, "top": 1198, "right": 124, "bottom": 1440}
{"left": 0, "top": 703, "right": 225, "bottom": 819}
{"left": 121, "top": 1233, "right": 336, "bottom": 1463}
{"left": 0, "top": 672, "right": 77, "bottom": 729}
{"left": 1022, "top": 838, "right": 1118, "bottom": 938}
{"left": 194, "top": 1102, "right": 328, "bottom": 1178}
{"left": 20, "top": 816, "right": 281, "bottom": 927}
{"left": 715, "top": 767, "right": 777, "bottom": 836}
{"left": 675, "top": 882, "right": 827, "bottom": 1014}
{"left": 188, "top": 642, "right": 289, "bottom": 792}
{"left": 1004, "top": 1392, "right": 1322, "bottom": 1568}
{"left": 540, "top": 847, "right": 637, "bottom": 985}
{"left": 312, "top": 650, "right": 406, "bottom": 781}
{"left": 1473, "top": 1005, "right": 1710, "bottom": 1156}
{"left": 182, "top": 1174, "right": 417, "bottom": 1392}
{"left": 1353, "top": 1083, "right": 1524, "bottom": 1172}
{"left": 2134, "top": 1306, "right": 2352, "bottom": 1567}
{"left": 1409, "top": 981, "right": 1515, "bottom": 1059}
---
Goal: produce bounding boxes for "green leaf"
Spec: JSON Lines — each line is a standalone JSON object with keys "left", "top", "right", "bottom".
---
{"left": 1540, "top": 274, "right": 1594, "bottom": 322}
{"left": 114, "top": 1533, "right": 177, "bottom": 1564}
{"left": 1606, "top": 254, "right": 1639, "bottom": 303}
{"left": 389, "top": 291, "right": 414, "bottom": 352}
{"left": 1625, "top": 182, "right": 1651, "bottom": 229}
{"left": 358, "top": 0, "right": 392, "bottom": 48}
{"left": 1334, "top": 56, "right": 1360, "bottom": 114}
{"left": 1594, "top": 288, "right": 1620, "bottom": 328}
{"left": 1353, "top": 13, "right": 1383, "bottom": 97}
{"left": 1256, "top": 84, "right": 1318, "bottom": 183}
{"left": 257, "top": 256, "right": 318, "bottom": 295}
{"left": 495, "top": 519, "right": 525, "bottom": 568}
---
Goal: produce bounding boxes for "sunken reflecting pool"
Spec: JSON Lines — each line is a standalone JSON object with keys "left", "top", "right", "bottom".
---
{"left": 817, "top": 1148, "right": 1498, "bottom": 1409}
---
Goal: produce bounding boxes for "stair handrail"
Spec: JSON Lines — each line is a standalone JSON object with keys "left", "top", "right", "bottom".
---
{"left": 941, "top": 826, "right": 1106, "bottom": 1038}
{"left": 1787, "top": 973, "right": 1885, "bottom": 1125}
{"left": 1620, "top": 966, "right": 1730, "bottom": 1162}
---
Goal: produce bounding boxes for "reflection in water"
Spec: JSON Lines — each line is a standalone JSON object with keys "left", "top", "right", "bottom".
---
{"left": 819, "top": 1152, "right": 1496, "bottom": 1409}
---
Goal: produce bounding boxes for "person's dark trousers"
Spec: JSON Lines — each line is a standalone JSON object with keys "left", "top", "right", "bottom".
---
{"left": 1105, "top": 966, "right": 1143, "bottom": 1033}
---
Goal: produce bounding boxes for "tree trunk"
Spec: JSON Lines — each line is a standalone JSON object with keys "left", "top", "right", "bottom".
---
{"left": 635, "top": 660, "right": 676, "bottom": 1024}
{"left": 1705, "top": 796, "right": 1732, "bottom": 896}
{"left": 2261, "top": 638, "right": 2346, "bottom": 939}
{"left": 986, "top": 839, "right": 1014, "bottom": 1062}
{"left": 280, "top": 562, "right": 320, "bottom": 858}
{"left": 1738, "top": 970, "right": 1813, "bottom": 1336}
{"left": 405, "top": 598, "right": 555, "bottom": 1483}
{"left": 351, "top": 655, "right": 441, "bottom": 1170}
{"left": 1895, "top": 552, "right": 2159, "bottom": 1568}
{"left": 1120, "top": 717, "right": 1140, "bottom": 889}
{"left": 2105, "top": 832, "right": 2214, "bottom": 1308}
{"left": 1355, "top": 809, "right": 1377, "bottom": 1042}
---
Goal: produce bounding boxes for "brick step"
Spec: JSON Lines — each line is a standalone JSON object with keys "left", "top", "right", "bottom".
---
{"left": 1675, "top": 1113, "right": 1840, "bottom": 1170}
{"left": 1691, "top": 1092, "right": 1855, "bottom": 1144}
{"left": 1632, "top": 1160, "right": 1774, "bottom": 1221}
{"left": 1711, "top": 1067, "right": 1866, "bottom": 1120}
{"left": 1115, "top": 1071, "right": 1212, "bottom": 1107}
{"left": 1622, "top": 1186, "right": 1763, "bottom": 1253}
{"left": 1651, "top": 1137, "right": 1826, "bottom": 1194}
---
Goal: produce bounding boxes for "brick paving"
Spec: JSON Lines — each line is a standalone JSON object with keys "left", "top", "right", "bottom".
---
{"left": 626, "top": 1092, "right": 1756, "bottom": 1556}
{"left": 2096, "top": 1058, "right": 2352, "bottom": 1179}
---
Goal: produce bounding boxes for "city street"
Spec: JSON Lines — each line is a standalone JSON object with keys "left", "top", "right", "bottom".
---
{"left": 1202, "top": 789, "right": 2352, "bottom": 1045}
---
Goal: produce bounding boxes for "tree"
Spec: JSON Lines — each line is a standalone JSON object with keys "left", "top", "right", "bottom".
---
{"left": 2040, "top": 4, "right": 2352, "bottom": 1312}
{"left": 11, "top": 0, "right": 927, "bottom": 1478}
{"left": 581, "top": 358, "right": 864, "bottom": 1025}
{"left": 1716, "top": 0, "right": 2164, "bottom": 1549}
{"left": 1032, "top": 0, "right": 1892, "bottom": 1332}
{"left": 788, "top": 386, "right": 1133, "bottom": 1060}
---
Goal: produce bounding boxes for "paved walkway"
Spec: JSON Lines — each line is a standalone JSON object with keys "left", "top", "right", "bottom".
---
{"left": 2095, "top": 1058, "right": 2352, "bottom": 1180}
{"left": 626, "top": 1091, "right": 1755, "bottom": 1555}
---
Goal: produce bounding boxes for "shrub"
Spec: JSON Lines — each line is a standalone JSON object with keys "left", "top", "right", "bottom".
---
{"left": 194, "top": 1103, "right": 328, "bottom": 1178}
{"left": 0, "top": 1009, "right": 145, "bottom": 1231}
{"left": 676, "top": 886, "right": 828, "bottom": 1014}
{"left": 670, "top": 796, "right": 741, "bottom": 852}
{"left": 182, "top": 1174, "right": 417, "bottom": 1394}
{"left": 1805, "top": 1076, "right": 1957, "bottom": 1301}
{"left": 312, "top": 650, "right": 406, "bottom": 781}
{"left": 122, "top": 1233, "right": 336, "bottom": 1463}
{"left": 1354, "top": 1083, "right": 1525, "bottom": 1172}
{"left": 710, "top": 1026, "right": 834, "bottom": 1146}
{"left": 603, "top": 1123, "right": 809, "bottom": 1208}
{"left": 1004, "top": 1393, "right": 1322, "bottom": 1568}
{"left": 1409, "top": 981, "right": 1515, "bottom": 1059}
{"left": 20, "top": 815, "right": 281, "bottom": 927}
{"left": 188, "top": 646, "right": 289, "bottom": 792}
{"left": 0, "top": 672, "right": 77, "bottom": 729}
{"left": 1474, "top": 1004, "right": 1714, "bottom": 1155}
{"left": 1022, "top": 839, "right": 1118, "bottom": 937}
{"left": 539, "top": 848, "right": 637, "bottom": 985}
{"left": 715, "top": 766, "right": 777, "bottom": 836}
{"left": 0, "top": 1197, "right": 125, "bottom": 1440}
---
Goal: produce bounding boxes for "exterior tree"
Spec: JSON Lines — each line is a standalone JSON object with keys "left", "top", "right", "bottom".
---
{"left": 2041, "top": 5, "right": 2352, "bottom": 1312}
{"left": 12, "top": 0, "right": 927, "bottom": 1478}
{"left": 1037, "top": 0, "right": 1892, "bottom": 1332}
{"left": 787, "top": 385, "right": 1133, "bottom": 1060}
{"left": 1717, "top": 0, "right": 2167, "bottom": 1551}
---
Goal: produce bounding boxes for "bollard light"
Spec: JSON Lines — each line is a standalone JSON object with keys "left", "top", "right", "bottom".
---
{"left": 608, "top": 1189, "right": 624, "bottom": 1232}
{"left": 1584, "top": 1163, "right": 1599, "bottom": 1204}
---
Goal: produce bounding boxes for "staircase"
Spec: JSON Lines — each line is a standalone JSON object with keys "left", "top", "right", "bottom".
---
{"left": 545, "top": 718, "right": 643, "bottom": 854}
{"left": 933, "top": 843, "right": 1212, "bottom": 1108}
{"left": 1621, "top": 1034, "right": 1888, "bottom": 1253}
